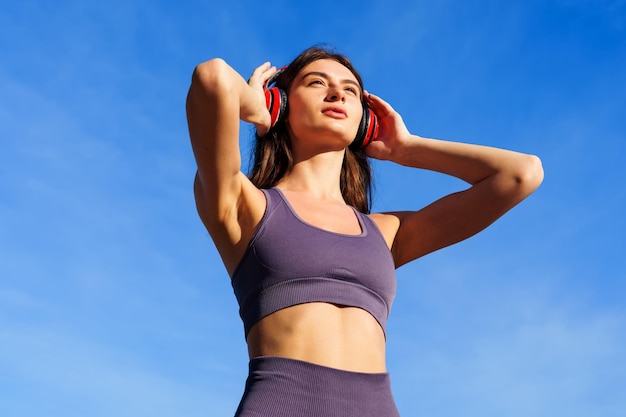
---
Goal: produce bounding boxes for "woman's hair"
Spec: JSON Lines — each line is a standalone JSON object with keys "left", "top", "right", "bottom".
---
{"left": 248, "top": 46, "right": 373, "bottom": 213}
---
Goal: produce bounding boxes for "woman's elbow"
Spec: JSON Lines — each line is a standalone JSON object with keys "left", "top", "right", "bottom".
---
{"left": 190, "top": 58, "right": 235, "bottom": 96}
{"left": 515, "top": 154, "right": 544, "bottom": 196}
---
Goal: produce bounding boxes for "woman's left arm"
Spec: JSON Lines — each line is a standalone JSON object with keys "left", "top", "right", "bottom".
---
{"left": 365, "top": 93, "right": 544, "bottom": 268}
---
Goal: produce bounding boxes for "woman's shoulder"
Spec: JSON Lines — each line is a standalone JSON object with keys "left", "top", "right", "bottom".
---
{"left": 367, "top": 212, "right": 404, "bottom": 250}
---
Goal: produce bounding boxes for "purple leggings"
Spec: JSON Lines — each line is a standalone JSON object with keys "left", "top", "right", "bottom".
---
{"left": 234, "top": 356, "right": 400, "bottom": 417}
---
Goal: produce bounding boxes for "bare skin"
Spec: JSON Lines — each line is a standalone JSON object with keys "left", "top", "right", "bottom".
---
{"left": 186, "top": 57, "right": 544, "bottom": 373}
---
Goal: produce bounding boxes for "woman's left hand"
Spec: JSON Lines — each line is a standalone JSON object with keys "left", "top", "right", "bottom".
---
{"left": 363, "top": 92, "right": 412, "bottom": 161}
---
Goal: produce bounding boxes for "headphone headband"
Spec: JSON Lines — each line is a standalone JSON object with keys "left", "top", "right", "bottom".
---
{"left": 265, "top": 67, "right": 286, "bottom": 89}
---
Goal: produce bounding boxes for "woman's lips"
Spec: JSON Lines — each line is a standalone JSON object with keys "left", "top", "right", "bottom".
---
{"left": 322, "top": 106, "right": 347, "bottom": 118}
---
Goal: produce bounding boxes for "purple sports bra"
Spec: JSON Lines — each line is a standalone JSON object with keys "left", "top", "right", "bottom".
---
{"left": 231, "top": 187, "right": 397, "bottom": 337}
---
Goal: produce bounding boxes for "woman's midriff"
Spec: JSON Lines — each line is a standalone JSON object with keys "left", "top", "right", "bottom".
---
{"left": 246, "top": 302, "right": 387, "bottom": 373}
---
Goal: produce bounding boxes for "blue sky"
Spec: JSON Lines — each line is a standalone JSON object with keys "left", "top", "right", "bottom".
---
{"left": 1, "top": 0, "right": 625, "bottom": 416}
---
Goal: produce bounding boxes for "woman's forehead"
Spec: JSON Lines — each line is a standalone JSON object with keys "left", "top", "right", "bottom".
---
{"left": 297, "top": 59, "right": 358, "bottom": 82}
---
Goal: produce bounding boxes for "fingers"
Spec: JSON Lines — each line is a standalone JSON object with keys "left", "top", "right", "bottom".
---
{"left": 364, "top": 91, "right": 394, "bottom": 117}
{"left": 249, "top": 62, "right": 277, "bottom": 87}
{"left": 250, "top": 62, "right": 272, "bottom": 78}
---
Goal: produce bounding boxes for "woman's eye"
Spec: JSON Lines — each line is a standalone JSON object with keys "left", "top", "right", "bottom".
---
{"left": 345, "top": 87, "right": 358, "bottom": 95}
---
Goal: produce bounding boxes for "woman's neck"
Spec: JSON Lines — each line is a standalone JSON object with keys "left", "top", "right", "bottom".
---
{"left": 277, "top": 150, "right": 346, "bottom": 201}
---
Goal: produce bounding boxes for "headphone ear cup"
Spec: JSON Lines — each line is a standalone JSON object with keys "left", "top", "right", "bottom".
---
{"left": 265, "top": 86, "right": 288, "bottom": 128}
{"left": 353, "top": 105, "right": 379, "bottom": 148}
{"left": 261, "top": 67, "right": 288, "bottom": 132}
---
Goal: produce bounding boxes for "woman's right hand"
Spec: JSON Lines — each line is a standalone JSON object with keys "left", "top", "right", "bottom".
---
{"left": 245, "top": 62, "right": 278, "bottom": 136}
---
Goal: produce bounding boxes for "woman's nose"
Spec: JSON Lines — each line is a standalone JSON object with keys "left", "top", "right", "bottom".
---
{"left": 326, "top": 86, "right": 345, "bottom": 102}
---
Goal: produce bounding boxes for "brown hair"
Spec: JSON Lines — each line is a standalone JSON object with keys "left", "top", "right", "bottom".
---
{"left": 248, "top": 46, "right": 373, "bottom": 213}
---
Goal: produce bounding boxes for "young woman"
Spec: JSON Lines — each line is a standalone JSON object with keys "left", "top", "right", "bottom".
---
{"left": 186, "top": 46, "right": 543, "bottom": 417}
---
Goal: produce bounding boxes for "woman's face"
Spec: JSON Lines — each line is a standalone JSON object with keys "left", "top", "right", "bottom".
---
{"left": 286, "top": 59, "right": 363, "bottom": 149}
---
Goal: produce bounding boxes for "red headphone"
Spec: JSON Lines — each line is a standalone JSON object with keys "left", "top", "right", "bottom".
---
{"left": 264, "top": 68, "right": 378, "bottom": 148}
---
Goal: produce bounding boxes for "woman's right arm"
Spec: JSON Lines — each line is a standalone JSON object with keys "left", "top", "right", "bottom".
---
{"left": 186, "top": 59, "right": 274, "bottom": 274}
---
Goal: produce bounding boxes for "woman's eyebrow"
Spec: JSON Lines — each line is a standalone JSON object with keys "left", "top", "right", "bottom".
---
{"left": 301, "top": 71, "right": 361, "bottom": 90}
